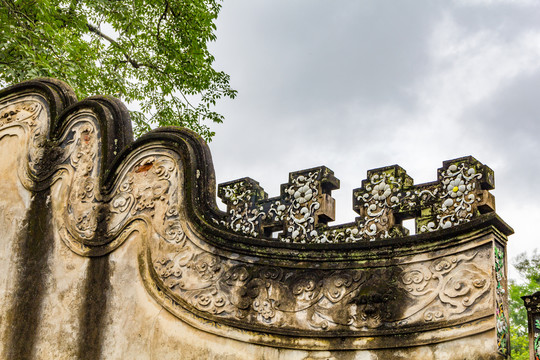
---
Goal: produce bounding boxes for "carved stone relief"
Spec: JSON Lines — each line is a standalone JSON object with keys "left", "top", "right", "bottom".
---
{"left": 151, "top": 242, "right": 494, "bottom": 334}
{"left": 0, "top": 98, "right": 49, "bottom": 189}
{"left": 218, "top": 160, "right": 495, "bottom": 244}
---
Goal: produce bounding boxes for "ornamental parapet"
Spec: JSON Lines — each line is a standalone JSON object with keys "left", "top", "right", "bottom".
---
{"left": 217, "top": 158, "right": 496, "bottom": 244}
{"left": 0, "top": 79, "right": 513, "bottom": 359}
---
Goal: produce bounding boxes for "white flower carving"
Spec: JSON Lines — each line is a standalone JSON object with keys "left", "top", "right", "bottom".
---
{"left": 372, "top": 181, "right": 391, "bottom": 201}
{"left": 496, "top": 317, "right": 506, "bottom": 333}
{"left": 294, "top": 185, "right": 313, "bottom": 204}
{"left": 446, "top": 177, "right": 466, "bottom": 198}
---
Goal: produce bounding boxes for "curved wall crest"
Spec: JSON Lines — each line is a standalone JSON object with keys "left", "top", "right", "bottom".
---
{"left": 0, "top": 79, "right": 513, "bottom": 359}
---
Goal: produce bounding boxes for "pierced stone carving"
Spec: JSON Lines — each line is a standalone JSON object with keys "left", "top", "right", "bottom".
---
{"left": 218, "top": 167, "right": 338, "bottom": 243}
{"left": 218, "top": 158, "right": 495, "bottom": 244}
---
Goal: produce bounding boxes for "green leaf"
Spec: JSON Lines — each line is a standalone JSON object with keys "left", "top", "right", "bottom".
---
{"left": 0, "top": 0, "right": 234, "bottom": 141}
{"left": 510, "top": 250, "right": 540, "bottom": 357}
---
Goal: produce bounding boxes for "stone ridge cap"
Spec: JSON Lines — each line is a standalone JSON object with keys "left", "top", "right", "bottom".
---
{"left": 0, "top": 78, "right": 77, "bottom": 126}
{"left": 54, "top": 95, "right": 134, "bottom": 177}
{"left": 185, "top": 212, "right": 512, "bottom": 265}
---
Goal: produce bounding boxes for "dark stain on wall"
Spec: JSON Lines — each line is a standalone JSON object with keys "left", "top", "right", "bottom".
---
{"left": 76, "top": 202, "right": 112, "bottom": 360}
{"left": 4, "top": 188, "right": 54, "bottom": 360}
{"left": 76, "top": 255, "right": 111, "bottom": 360}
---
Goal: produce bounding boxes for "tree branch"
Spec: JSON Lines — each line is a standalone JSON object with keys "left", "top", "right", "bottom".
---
{"left": 87, "top": 23, "right": 142, "bottom": 69}
{"left": 86, "top": 23, "right": 118, "bottom": 46}
{"left": 87, "top": 23, "right": 196, "bottom": 110}
{"left": 156, "top": 0, "right": 169, "bottom": 41}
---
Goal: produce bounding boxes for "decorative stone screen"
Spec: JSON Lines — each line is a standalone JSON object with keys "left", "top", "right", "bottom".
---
{"left": 0, "top": 79, "right": 512, "bottom": 359}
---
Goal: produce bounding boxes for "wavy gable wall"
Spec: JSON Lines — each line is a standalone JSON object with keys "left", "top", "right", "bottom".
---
{"left": 0, "top": 79, "right": 512, "bottom": 359}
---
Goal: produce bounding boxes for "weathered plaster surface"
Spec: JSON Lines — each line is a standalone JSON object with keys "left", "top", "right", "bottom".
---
{"left": 0, "top": 80, "right": 512, "bottom": 359}
{"left": 0, "top": 133, "right": 31, "bottom": 358}
{"left": 31, "top": 179, "right": 89, "bottom": 359}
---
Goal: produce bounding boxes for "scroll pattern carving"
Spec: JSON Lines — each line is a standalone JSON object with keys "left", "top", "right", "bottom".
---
{"left": 0, "top": 100, "right": 48, "bottom": 183}
{"left": 153, "top": 239, "right": 493, "bottom": 333}
{"left": 21, "top": 106, "right": 184, "bottom": 256}
{"left": 218, "top": 159, "right": 495, "bottom": 244}
{"left": 59, "top": 120, "right": 182, "bottom": 253}
{"left": 63, "top": 120, "right": 100, "bottom": 242}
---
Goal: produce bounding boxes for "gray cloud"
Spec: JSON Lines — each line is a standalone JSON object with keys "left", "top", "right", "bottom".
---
{"left": 207, "top": 1, "right": 540, "bottom": 267}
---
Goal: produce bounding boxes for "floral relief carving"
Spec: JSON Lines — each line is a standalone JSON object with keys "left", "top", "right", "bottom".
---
{"left": 421, "top": 163, "right": 483, "bottom": 232}
{"left": 282, "top": 170, "right": 322, "bottom": 242}
{"left": 218, "top": 168, "right": 335, "bottom": 243}
{"left": 347, "top": 169, "right": 409, "bottom": 241}
{"left": 217, "top": 157, "right": 494, "bottom": 244}
{"left": 218, "top": 179, "right": 266, "bottom": 236}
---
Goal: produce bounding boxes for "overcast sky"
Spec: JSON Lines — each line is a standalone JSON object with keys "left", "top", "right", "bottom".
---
{"left": 205, "top": 0, "right": 540, "bottom": 278}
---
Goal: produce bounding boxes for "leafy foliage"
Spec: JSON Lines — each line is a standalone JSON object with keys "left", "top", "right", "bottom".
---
{"left": 510, "top": 250, "right": 540, "bottom": 359}
{"left": 0, "top": 0, "right": 236, "bottom": 140}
